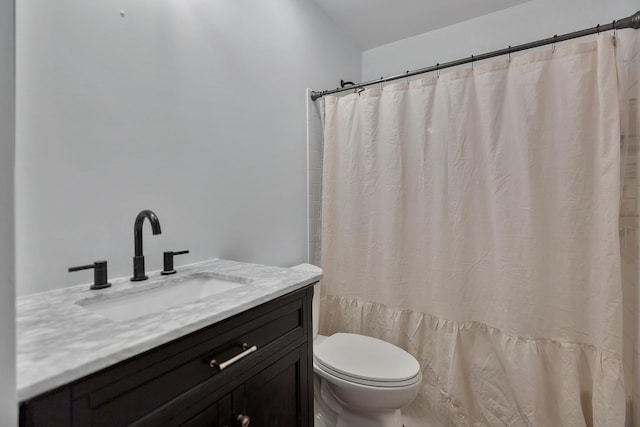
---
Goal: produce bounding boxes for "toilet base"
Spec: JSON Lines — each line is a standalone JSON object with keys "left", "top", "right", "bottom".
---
{"left": 314, "top": 375, "right": 403, "bottom": 427}
{"left": 335, "top": 407, "right": 401, "bottom": 427}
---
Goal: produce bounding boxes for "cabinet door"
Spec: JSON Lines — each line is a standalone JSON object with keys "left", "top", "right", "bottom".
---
{"left": 233, "top": 343, "right": 311, "bottom": 427}
{"left": 181, "top": 393, "right": 232, "bottom": 427}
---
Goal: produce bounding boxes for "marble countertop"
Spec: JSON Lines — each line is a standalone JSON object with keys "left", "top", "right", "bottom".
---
{"left": 17, "top": 259, "right": 322, "bottom": 401}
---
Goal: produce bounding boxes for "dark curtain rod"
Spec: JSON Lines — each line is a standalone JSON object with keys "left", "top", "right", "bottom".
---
{"left": 310, "top": 10, "right": 640, "bottom": 101}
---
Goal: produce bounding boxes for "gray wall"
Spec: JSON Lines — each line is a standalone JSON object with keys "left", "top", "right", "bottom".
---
{"left": 0, "top": 0, "right": 16, "bottom": 422}
{"left": 15, "top": 0, "right": 361, "bottom": 295}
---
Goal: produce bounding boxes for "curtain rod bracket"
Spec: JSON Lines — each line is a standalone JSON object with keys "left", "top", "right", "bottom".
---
{"left": 630, "top": 11, "right": 640, "bottom": 29}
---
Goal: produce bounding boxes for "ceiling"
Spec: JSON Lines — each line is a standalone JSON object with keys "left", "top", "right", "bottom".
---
{"left": 311, "top": 0, "right": 530, "bottom": 50}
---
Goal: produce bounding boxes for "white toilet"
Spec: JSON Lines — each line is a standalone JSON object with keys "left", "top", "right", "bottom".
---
{"left": 291, "top": 264, "right": 422, "bottom": 427}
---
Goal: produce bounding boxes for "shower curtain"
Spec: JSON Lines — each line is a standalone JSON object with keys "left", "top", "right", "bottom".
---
{"left": 320, "top": 35, "right": 623, "bottom": 426}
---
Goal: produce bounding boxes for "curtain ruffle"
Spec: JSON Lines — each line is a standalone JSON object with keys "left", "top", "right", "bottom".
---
{"left": 320, "top": 295, "right": 625, "bottom": 426}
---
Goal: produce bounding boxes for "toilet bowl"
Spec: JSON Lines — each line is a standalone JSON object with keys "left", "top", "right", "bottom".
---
{"left": 291, "top": 264, "right": 422, "bottom": 427}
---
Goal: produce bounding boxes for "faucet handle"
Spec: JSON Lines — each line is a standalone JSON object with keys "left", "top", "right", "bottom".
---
{"left": 161, "top": 250, "right": 190, "bottom": 275}
{"left": 69, "top": 260, "right": 112, "bottom": 290}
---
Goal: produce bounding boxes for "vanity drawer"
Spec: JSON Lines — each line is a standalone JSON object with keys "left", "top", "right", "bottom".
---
{"left": 66, "top": 288, "right": 312, "bottom": 427}
{"left": 133, "top": 341, "right": 310, "bottom": 427}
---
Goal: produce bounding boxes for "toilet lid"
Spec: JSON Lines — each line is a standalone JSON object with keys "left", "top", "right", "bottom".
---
{"left": 314, "top": 333, "right": 420, "bottom": 385}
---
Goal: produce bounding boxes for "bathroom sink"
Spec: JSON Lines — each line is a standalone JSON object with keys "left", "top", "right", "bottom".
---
{"left": 79, "top": 275, "right": 243, "bottom": 321}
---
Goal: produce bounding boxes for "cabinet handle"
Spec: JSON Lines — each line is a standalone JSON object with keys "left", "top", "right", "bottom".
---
{"left": 236, "top": 413, "right": 251, "bottom": 427}
{"left": 209, "top": 343, "right": 258, "bottom": 371}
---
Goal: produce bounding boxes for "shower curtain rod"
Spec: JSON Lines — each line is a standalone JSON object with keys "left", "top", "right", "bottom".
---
{"left": 310, "top": 10, "right": 640, "bottom": 101}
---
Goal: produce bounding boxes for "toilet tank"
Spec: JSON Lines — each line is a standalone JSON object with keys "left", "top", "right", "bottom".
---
{"left": 290, "top": 263, "right": 323, "bottom": 338}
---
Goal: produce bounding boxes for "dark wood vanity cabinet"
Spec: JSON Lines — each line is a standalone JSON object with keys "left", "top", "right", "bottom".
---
{"left": 20, "top": 285, "right": 315, "bottom": 427}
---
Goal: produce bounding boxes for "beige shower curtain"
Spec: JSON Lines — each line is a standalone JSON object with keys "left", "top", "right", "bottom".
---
{"left": 320, "top": 35, "right": 623, "bottom": 426}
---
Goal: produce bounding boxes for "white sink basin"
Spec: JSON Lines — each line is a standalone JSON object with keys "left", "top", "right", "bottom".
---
{"left": 79, "top": 275, "right": 243, "bottom": 321}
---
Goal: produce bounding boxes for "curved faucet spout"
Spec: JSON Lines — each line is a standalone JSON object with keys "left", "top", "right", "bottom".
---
{"left": 134, "top": 210, "right": 162, "bottom": 256}
{"left": 132, "top": 209, "right": 162, "bottom": 281}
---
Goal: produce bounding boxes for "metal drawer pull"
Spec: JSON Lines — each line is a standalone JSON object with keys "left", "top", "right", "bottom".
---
{"left": 209, "top": 343, "right": 258, "bottom": 371}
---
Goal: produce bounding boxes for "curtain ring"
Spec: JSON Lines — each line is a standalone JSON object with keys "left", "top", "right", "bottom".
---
{"left": 613, "top": 20, "right": 617, "bottom": 39}
{"left": 471, "top": 55, "right": 474, "bottom": 71}
{"left": 552, "top": 35, "right": 557, "bottom": 53}
{"left": 436, "top": 63, "right": 440, "bottom": 78}
{"left": 406, "top": 70, "right": 410, "bottom": 85}
{"left": 379, "top": 77, "right": 384, "bottom": 90}
{"left": 508, "top": 46, "right": 511, "bottom": 62}
{"left": 597, "top": 24, "right": 600, "bottom": 35}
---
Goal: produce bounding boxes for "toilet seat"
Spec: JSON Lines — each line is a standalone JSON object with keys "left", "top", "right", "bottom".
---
{"left": 314, "top": 333, "right": 421, "bottom": 388}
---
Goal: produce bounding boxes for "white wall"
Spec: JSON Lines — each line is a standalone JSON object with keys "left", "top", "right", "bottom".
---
{"left": 16, "top": 0, "right": 361, "bottom": 295}
{"left": 363, "top": 0, "right": 638, "bottom": 80}
{"left": 0, "top": 0, "right": 16, "bottom": 423}
{"left": 306, "top": 93, "right": 323, "bottom": 267}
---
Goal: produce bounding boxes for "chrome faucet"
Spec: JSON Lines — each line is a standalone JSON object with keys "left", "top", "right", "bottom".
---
{"left": 131, "top": 209, "right": 162, "bottom": 281}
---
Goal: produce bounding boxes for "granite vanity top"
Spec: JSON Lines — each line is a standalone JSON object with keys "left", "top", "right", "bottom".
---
{"left": 17, "top": 259, "right": 321, "bottom": 401}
